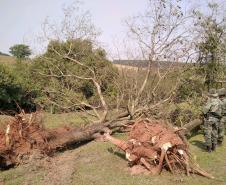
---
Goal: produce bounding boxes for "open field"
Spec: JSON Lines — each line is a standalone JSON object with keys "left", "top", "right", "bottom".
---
{"left": 0, "top": 55, "right": 16, "bottom": 65}
{"left": 0, "top": 55, "right": 32, "bottom": 66}
{"left": 0, "top": 113, "right": 225, "bottom": 185}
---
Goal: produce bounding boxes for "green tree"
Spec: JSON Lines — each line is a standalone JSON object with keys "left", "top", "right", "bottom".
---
{"left": 194, "top": 3, "right": 226, "bottom": 90}
{"left": 31, "top": 39, "right": 118, "bottom": 113}
{"left": 9, "top": 44, "right": 31, "bottom": 60}
{"left": 198, "top": 19, "right": 224, "bottom": 89}
{"left": 0, "top": 64, "right": 37, "bottom": 113}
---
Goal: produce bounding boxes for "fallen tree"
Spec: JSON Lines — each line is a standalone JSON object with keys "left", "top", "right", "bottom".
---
{"left": 0, "top": 115, "right": 210, "bottom": 179}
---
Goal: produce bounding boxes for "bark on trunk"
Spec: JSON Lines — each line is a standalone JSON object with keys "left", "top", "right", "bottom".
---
{"left": 50, "top": 119, "right": 203, "bottom": 149}
{"left": 183, "top": 119, "right": 202, "bottom": 134}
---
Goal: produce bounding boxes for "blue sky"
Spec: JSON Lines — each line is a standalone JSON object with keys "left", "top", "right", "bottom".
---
{"left": 0, "top": 0, "right": 147, "bottom": 56}
{"left": 0, "top": 0, "right": 225, "bottom": 57}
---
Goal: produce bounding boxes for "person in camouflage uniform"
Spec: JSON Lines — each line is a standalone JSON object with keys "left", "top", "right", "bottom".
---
{"left": 202, "top": 88, "right": 222, "bottom": 152}
{"left": 217, "top": 88, "right": 226, "bottom": 145}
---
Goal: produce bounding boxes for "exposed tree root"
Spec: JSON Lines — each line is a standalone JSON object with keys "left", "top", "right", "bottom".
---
{"left": 104, "top": 119, "right": 214, "bottom": 179}
{"left": 0, "top": 111, "right": 128, "bottom": 168}
{"left": 0, "top": 112, "right": 73, "bottom": 168}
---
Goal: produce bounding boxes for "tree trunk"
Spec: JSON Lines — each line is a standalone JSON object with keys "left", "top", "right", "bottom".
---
{"left": 51, "top": 118, "right": 203, "bottom": 149}
{"left": 183, "top": 119, "right": 202, "bottom": 135}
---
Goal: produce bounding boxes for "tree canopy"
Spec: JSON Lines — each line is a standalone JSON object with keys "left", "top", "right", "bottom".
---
{"left": 0, "top": 63, "right": 37, "bottom": 113}
{"left": 194, "top": 3, "right": 226, "bottom": 89}
{"left": 9, "top": 44, "right": 31, "bottom": 60}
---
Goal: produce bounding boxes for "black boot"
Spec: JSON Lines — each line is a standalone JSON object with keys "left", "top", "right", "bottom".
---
{"left": 207, "top": 146, "right": 212, "bottom": 153}
{"left": 212, "top": 144, "right": 216, "bottom": 151}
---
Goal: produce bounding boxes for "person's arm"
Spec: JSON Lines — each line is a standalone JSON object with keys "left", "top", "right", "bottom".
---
{"left": 202, "top": 99, "right": 211, "bottom": 115}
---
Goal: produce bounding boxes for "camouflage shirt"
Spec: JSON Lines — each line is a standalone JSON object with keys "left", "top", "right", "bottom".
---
{"left": 203, "top": 97, "right": 222, "bottom": 117}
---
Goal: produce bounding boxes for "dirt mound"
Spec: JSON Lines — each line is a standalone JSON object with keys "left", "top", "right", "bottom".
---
{"left": 105, "top": 119, "right": 214, "bottom": 179}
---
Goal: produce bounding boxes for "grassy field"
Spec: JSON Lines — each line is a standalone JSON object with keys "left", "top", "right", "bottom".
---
{"left": 0, "top": 54, "right": 32, "bottom": 66}
{"left": 0, "top": 113, "right": 226, "bottom": 185}
{"left": 0, "top": 55, "right": 16, "bottom": 65}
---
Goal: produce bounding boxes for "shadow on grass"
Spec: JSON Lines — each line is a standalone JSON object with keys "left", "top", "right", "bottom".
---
{"left": 190, "top": 140, "right": 206, "bottom": 151}
{"left": 55, "top": 140, "right": 91, "bottom": 154}
{"left": 186, "top": 129, "right": 203, "bottom": 140}
{"left": 107, "top": 147, "right": 125, "bottom": 160}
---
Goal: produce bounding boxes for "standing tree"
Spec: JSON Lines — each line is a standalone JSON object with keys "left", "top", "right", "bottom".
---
{"left": 194, "top": 3, "right": 226, "bottom": 90}
{"left": 9, "top": 44, "right": 31, "bottom": 60}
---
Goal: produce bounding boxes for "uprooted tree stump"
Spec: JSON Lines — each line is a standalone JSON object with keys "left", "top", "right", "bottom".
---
{"left": 104, "top": 119, "right": 214, "bottom": 179}
{"left": 0, "top": 112, "right": 61, "bottom": 168}
{"left": 0, "top": 111, "right": 125, "bottom": 168}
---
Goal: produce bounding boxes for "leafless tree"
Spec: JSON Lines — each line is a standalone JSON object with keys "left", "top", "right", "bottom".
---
{"left": 113, "top": 0, "right": 195, "bottom": 119}
{"left": 40, "top": 1, "right": 99, "bottom": 43}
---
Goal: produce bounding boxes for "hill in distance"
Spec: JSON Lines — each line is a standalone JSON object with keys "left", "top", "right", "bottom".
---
{"left": 0, "top": 51, "right": 10, "bottom": 56}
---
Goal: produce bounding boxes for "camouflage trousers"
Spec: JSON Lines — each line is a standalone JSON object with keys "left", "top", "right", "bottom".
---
{"left": 218, "top": 116, "right": 226, "bottom": 143}
{"left": 204, "top": 117, "right": 220, "bottom": 147}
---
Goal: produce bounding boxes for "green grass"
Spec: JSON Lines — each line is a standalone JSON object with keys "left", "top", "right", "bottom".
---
{"left": 0, "top": 164, "right": 45, "bottom": 185}
{"left": 0, "top": 112, "right": 93, "bottom": 129}
{"left": 0, "top": 133, "right": 226, "bottom": 185}
{"left": 34, "top": 110, "right": 120, "bottom": 128}
{"left": 41, "top": 112, "right": 92, "bottom": 128}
